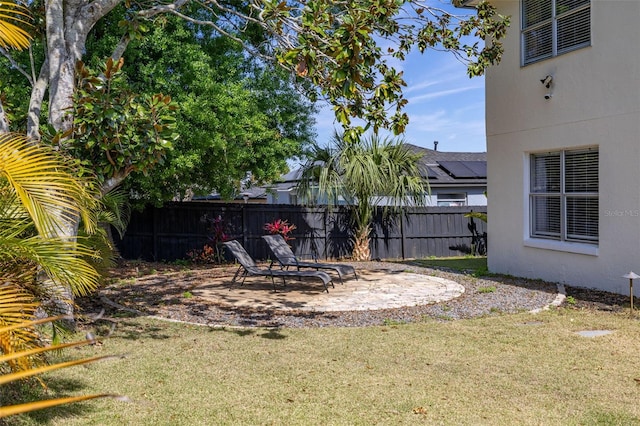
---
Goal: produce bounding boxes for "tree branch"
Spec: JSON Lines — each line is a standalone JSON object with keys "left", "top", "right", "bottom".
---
{"left": 27, "top": 58, "right": 49, "bottom": 141}
{"left": 137, "top": 0, "right": 190, "bottom": 19}
{"left": 0, "top": 47, "right": 33, "bottom": 85}
{"left": 162, "top": 10, "right": 278, "bottom": 64}
{"left": 111, "top": 33, "right": 130, "bottom": 62}
{"left": 101, "top": 171, "right": 127, "bottom": 196}
{"left": 29, "top": 45, "right": 37, "bottom": 84}
{"left": 62, "top": 0, "right": 124, "bottom": 62}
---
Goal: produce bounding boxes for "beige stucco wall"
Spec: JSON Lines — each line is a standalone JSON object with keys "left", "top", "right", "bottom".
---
{"left": 486, "top": 0, "right": 640, "bottom": 293}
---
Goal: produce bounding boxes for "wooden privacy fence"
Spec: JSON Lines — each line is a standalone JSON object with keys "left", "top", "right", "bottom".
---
{"left": 114, "top": 202, "right": 487, "bottom": 262}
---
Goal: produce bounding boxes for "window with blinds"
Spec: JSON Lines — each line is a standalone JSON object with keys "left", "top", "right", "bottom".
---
{"left": 522, "top": 0, "right": 590, "bottom": 65}
{"left": 530, "top": 148, "right": 598, "bottom": 243}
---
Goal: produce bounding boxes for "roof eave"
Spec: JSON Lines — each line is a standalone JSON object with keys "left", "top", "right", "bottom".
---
{"left": 429, "top": 182, "right": 487, "bottom": 188}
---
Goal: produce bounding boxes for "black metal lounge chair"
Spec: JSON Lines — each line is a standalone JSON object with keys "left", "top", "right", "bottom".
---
{"left": 222, "top": 240, "right": 334, "bottom": 293}
{"left": 262, "top": 234, "right": 358, "bottom": 284}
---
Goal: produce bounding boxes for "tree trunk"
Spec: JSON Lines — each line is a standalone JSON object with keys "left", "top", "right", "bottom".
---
{"left": 38, "top": 0, "right": 121, "bottom": 322}
{"left": 101, "top": 171, "right": 128, "bottom": 196}
{"left": 351, "top": 225, "right": 371, "bottom": 261}
{"left": 0, "top": 101, "right": 9, "bottom": 133}
{"left": 46, "top": 0, "right": 122, "bottom": 134}
{"left": 26, "top": 58, "right": 49, "bottom": 140}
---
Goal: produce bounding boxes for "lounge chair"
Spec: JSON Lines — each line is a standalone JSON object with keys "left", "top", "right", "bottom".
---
{"left": 262, "top": 234, "right": 358, "bottom": 284}
{"left": 222, "top": 240, "right": 334, "bottom": 293}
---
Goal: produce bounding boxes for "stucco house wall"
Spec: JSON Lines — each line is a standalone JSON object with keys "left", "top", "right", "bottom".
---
{"left": 485, "top": 0, "right": 640, "bottom": 293}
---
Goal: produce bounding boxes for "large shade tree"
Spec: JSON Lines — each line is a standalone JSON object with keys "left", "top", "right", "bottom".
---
{"left": 83, "top": 11, "right": 317, "bottom": 203}
{"left": 300, "top": 133, "right": 427, "bottom": 261}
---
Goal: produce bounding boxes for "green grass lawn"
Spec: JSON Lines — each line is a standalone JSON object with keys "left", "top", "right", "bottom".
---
{"left": 6, "top": 308, "right": 640, "bottom": 425}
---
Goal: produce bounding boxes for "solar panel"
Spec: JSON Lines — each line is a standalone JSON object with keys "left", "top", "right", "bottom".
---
{"left": 463, "top": 161, "right": 487, "bottom": 177}
{"left": 438, "top": 161, "right": 486, "bottom": 178}
{"left": 426, "top": 167, "right": 439, "bottom": 179}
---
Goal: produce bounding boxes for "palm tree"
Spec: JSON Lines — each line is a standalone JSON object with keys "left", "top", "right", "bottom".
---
{"left": 0, "top": 9, "right": 119, "bottom": 416}
{"left": 0, "top": 133, "right": 117, "bottom": 416}
{"left": 300, "top": 133, "right": 428, "bottom": 261}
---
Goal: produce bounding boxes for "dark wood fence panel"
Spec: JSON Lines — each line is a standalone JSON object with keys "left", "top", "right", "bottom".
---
{"left": 115, "top": 203, "right": 486, "bottom": 261}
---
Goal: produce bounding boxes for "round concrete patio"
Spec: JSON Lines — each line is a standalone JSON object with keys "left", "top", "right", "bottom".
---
{"left": 192, "top": 268, "right": 465, "bottom": 312}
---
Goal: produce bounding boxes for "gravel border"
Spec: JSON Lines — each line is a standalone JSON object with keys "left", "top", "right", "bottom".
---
{"left": 79, "top": 261, "right": 567, "bottom": 329}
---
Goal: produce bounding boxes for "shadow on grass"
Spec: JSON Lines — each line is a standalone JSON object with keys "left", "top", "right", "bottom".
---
{"left": 104, "top": 315, "right": 293, "bottom": 340}
{"left": 108, "top": 320, "right": 175, "bottom": 340}
{"left": 0, "top": 377, "right": 100, "bottom": 425}
{"left": 258, "top": 329, "right": 287, "bottom": 339}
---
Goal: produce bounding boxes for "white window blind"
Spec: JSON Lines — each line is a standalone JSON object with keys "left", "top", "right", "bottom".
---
{"left": 530, "top": 148, "right": 598, "bottom": 243}
{"left": 522, "top": 0, "right": 590, "bottom": 65}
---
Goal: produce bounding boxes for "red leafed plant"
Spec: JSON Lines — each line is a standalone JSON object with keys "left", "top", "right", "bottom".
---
{"left": 187, "top": 215, "right": 230, "bottom": 263}
{"left": 264, "top": 219, "right": 297, "bottom": 241}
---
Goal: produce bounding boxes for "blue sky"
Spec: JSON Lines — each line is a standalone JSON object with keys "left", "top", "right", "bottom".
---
{"left": 313, "top": 2, "right": 487, "bottom": 153}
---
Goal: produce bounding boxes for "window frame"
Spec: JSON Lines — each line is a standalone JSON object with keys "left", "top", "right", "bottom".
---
{"left": 521, "top": 0, "right": 591, "bottom": 66}
{"left": 437, "top": 193, "right": 468, "bottom": 207}
{"left": 528, "top": 147, "right": 599, "bottom": 246}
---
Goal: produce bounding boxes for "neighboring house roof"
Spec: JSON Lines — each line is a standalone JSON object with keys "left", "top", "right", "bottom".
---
{"left": 192, "top": 185, "right": 267, "bottom": 202}
{"left": 405, "top": 144, "right": 487, "bottom": 187}
{"left": 264, "top": 169, "right": 301, "bottom": 193}
{"left": 266, "top": 143, "right": 487, "bottom": 192}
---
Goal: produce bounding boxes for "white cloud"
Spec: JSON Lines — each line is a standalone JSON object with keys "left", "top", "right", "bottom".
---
{"left": 408, "top": 85, "right": 482, "bottom": 104}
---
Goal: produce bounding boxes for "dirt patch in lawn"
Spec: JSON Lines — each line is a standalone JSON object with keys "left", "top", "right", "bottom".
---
{"left": 76, "top": 260, "right": 631, "bottom": 329}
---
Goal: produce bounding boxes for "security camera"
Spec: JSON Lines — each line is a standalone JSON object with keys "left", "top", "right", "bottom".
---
{"left": 540, "top": 75, "right": 553, "bottom": 88}
{"left": 544, "top": 93, "right": 552, "bottom": 100}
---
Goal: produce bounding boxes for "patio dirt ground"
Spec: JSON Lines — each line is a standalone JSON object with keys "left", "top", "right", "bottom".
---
{"left": 77, "top": 260, "right": 634, "bottom": 329}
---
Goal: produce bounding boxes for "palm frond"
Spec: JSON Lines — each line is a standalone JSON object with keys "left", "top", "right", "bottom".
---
{"left": 0, "top": 353, "right": 117, "bottom": 385}
{"left": 78, "top": 226, "right": 117, "bottom": 279}
{"left": 2, "top": 236, "right": 101, "bottom": 297}
{"left": 98, "top": 188, "right": 131, "bottom": 239}
{"left": 0, "top": 133, "right": 99, "bottom": 238}
{"left": 0, "top": 1, "right": 32, "bottom": 50}
{"left": 77, "top": 188, "right": 131, "bottom": 277}
{"left": 0, "top": 394, "right": 127, "bottom": 418}
{"left": 0, "top": 281, "right": 44, "bottom": 378}
{"left": 0, "top": 132, "right": 121, "bottom": 417}
{"left": 0, "top": 315, "right": 125, "bottom": 418}
{"left": 0, "top": 179, "right": 33, "bottom": 238}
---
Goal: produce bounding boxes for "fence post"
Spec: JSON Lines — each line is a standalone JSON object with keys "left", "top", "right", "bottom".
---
{"left": 400, "top": 211, "right": 406, "bottom": 260}
{"left": 152, "top": 206, "right": 158, "bottom": 261}
{"left": 321, "top": 207, "right": 326, "bottom": 260}
{"left": 242, "top": 204, "right": 248, "bottom": 248}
